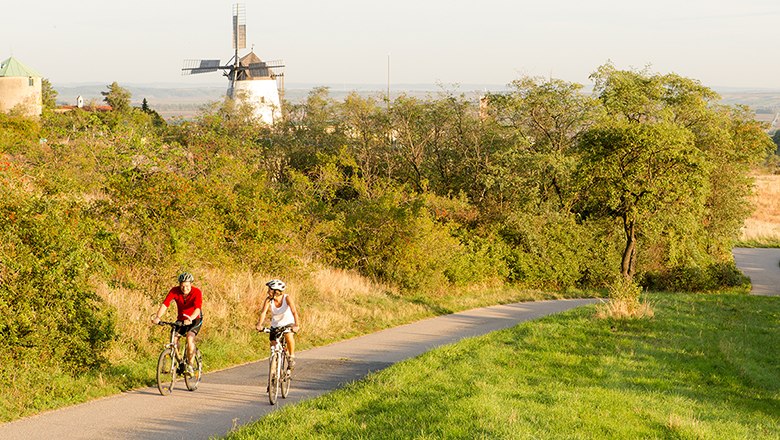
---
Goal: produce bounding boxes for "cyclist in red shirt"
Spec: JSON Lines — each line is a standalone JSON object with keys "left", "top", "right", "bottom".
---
{"left": 151, "top": 272, "right": 203, "bottom": 376}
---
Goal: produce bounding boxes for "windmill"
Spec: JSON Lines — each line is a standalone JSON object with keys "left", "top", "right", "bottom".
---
{"left": 182, "top": 3, "right": 285, "bottom": 124}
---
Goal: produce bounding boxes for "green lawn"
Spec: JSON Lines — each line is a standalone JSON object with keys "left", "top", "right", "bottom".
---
{"left": 226, "top": 292, "right": 780, "bottom": 439}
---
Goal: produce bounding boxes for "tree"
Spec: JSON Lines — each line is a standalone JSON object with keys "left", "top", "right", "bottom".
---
{"left": 484, "top": 77, "right": 601, "bottom": 213}
{"left": 579, "top": 64, "right": 773, "bottom": 280}
{"left": 41, "top": 78, "right": 58, "bottom": 110}
{"left": 140, "top": 97, "right": 166, "bottom": 127}
{"left": 101, "top": 81, "right": 131, "bottom": 111}
{"left": 773, "top": 130, "right": 780, "bottom": 155}
{"left": 576, "top": 120, "right": 707, "bottom": 278}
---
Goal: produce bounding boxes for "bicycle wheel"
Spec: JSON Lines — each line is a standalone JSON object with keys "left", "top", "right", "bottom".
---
{"left": 157, "top": 348, "right": 176, "bottom": 396}
{"left": 281, "top": 353, "right": 291, "bottom": 398}
{"left": 268, "top": 352, "right": 280, "bottom": 405}
{"left": 184, "top": 349, "right": 203, "bottom": 391}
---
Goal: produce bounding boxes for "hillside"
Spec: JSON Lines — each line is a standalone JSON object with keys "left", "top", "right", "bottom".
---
{"left": 2, "top": 68, "right": 774, "bottom": 421}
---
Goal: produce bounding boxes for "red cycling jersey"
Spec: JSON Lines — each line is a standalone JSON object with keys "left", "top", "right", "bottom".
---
{"left": 163, "top": 286, "right": 203, "bottom": 321}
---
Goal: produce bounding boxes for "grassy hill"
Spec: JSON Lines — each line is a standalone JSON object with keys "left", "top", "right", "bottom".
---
{"left": 226, "top": 291, "right": 780, "bottom": 439}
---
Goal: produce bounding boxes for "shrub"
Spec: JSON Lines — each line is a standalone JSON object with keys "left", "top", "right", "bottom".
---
{"left": 499, "top": 212, "right": 615, "bottom": 289}
{"left": 640, "top": 261, "right": 749, "bottom": 292}
{"left": 595, "top": 276, "right": 654, "bottom": 320}
{"left": 0, "top": 190, "right": 116, "bottom": 374}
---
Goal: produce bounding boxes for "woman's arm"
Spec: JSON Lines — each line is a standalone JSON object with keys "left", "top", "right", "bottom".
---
{"left": 287, "top": 295, "right": 301, "bottom": 332}
{"left": 255, "top": 297, "right": 271, "bottom": 331}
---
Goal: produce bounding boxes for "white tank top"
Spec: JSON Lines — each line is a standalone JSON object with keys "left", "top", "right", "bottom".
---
{"left": 270, "top": 295, "right": 295, "bottom": 327}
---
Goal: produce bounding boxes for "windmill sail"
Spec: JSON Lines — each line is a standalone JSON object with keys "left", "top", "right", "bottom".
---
{"left": 182, "top": 59, "right": 222, "bottom": 75}
{"left": 232, "top": 3, "right": 246, "bottom": 50}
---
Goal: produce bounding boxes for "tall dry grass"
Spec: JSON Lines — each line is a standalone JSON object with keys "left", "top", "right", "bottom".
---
{"left": 96, "top": 264, "right": 430, "bottom": 369}
{"left": 741, "top": 174, "right": 780, "bottom": 242}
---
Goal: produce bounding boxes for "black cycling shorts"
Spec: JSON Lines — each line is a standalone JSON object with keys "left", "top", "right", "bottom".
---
{"left": 269, "top": 324, "right": 292, "bottom": 342}
{"left": 177, "top": 317, "right": 203, "bottom": 336}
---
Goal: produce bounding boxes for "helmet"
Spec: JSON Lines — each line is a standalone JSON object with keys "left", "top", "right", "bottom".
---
{"left": 266, "top": 279, "right": 286, "bottom": 292}
{"left": 178, "top": 272, "right": 195, "bottom": 284}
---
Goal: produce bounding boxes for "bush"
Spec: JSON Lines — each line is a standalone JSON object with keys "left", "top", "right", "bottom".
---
{"left": 444, "top": 233, "right": 511, "bottom": 285}
{"left": 595, "top": 276, "right": 654, "bottom": 320}
{"left": 0, "top": 190, "right": 116, "bottom": 374}
{"left": 499, "top": 213, "right": 615, "bottom": 289}
{"left": 313, "top": 183, "right": 464, "bottom": 290}
{"left": 640, "top": 261, "right": 749, "bottom": 292}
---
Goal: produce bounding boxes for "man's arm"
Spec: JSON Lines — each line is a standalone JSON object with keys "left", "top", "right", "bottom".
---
{"left": 151, "top": 304, "right": 167, "bottom": 324}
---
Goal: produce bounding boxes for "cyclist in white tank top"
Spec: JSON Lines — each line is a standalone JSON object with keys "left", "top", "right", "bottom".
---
{"left": 256, "top": 279, "right": 301, "bottom": 368}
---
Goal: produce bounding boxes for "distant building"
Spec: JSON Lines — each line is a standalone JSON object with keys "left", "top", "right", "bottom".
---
{"left": 228, "top": 51, "right": 282, "bottom": 124}
{"left": 0, "top": 56, "right": 42, "bottom": 117}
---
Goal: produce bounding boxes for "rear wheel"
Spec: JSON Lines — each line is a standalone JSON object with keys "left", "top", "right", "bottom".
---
{"left": 281, "top": 353, "right": 291, "bottom": 398}
{"left": 268, "top": 353, "right": 280, "bottom": 405}
{"left": 185, "top": 349, "right": 202, "bottom": 391}
{"left": 157, "top": 348, "right": 176, "bottom": 396}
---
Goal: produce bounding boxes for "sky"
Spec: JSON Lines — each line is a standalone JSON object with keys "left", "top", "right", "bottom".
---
{"left": 2, "top": 0, "right": 779, "bottom": 90}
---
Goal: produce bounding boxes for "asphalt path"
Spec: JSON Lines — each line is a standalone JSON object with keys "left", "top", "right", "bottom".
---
{"left": 0, "top": 298, "right": 598, "bottom": 440}
{"left": 733, "top": 247, "right": 780, "bottom": 296}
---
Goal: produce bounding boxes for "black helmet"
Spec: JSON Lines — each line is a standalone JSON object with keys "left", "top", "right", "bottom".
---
{"left": 178, "top": 272, "right": 195, "bottom": 284}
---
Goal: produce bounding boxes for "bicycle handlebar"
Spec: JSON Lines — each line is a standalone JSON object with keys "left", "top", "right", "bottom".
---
{"left": 260, "top": 326, "right": 296, "bottom": 334}
{"left": 158, "top": 320, "right": 184, "bottom": 328}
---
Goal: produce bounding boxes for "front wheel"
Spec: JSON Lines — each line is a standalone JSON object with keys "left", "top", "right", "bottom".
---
{"left": 268, "top": 352, "right": 280, "bottom": 405}
{"left": 281, "top": 353, "right": 291, "bottom": 398}
{"left": 184, "top": 349, "right": 202, "bottom": 391}
{"left": 157, "top": 348, "right": 176, "bottom": 396}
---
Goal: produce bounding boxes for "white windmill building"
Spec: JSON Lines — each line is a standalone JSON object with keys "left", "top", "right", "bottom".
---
{"left": 183, "top": 3, "right": 284, "bottom": 125}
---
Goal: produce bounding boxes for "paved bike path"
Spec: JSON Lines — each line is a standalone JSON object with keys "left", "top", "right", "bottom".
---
{"left": 0, "top": 298, "right": 598, "bottom": 440}
{"left": 733, "top": 247, "right": 780, "bottom": 296}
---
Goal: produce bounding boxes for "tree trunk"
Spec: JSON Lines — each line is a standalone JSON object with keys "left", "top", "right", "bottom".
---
{"left": 621, "top": 215, "right": 636, "bottom": 279}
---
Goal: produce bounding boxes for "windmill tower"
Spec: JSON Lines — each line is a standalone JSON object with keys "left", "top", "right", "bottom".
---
{"left": 183, "top": 3, "right": 284, "bottom": 124}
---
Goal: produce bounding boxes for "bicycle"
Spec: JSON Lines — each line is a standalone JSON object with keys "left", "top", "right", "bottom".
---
{"left": 156, "top": 320, "right": 203, "bottom": 396}
{"left": 261, "top": 325, "right": 294, "bottom": 405}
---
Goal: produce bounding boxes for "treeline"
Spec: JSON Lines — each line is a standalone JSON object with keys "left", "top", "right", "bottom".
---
{"left": 0, "top": 64, "right": 774, "bottom": 389}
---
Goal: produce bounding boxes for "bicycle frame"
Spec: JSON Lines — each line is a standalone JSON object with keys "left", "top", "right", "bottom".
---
{"left": 164, "top": 322, "right": 186, "bottom": 367}
{"left": 157, "top": 321, "right": 202, "bottom": 395}
{"left": 262, "top": 326, "right": 293, "bottom": 404}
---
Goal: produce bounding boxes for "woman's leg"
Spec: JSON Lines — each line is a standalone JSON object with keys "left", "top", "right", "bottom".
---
{"left": 284, "top": 332, "right": 295, "bottom": 357}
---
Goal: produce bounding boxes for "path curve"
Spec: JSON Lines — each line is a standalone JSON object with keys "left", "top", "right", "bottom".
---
{"left": 733, "top": 247, "right": 780, "bottom": 296}
{"left": 0, "top": 298, "right": 599, "bottom": 440}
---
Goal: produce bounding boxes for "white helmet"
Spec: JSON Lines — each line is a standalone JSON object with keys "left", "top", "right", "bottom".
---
{"left": 266, "top": 279, "right": 286, "bottom": 292}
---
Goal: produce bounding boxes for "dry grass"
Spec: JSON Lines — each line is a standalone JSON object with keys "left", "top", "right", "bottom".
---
{"left": 595, "top": 298, "right": 655, "bottom": 320}
{"left": 741, "top": 174, "right": 780, "bottom": 241}
{"left": 595, "top": 277, "right": 655, "bottom": 320}
{"left": 97, "top": 264, "right": 425, "bottom": 366}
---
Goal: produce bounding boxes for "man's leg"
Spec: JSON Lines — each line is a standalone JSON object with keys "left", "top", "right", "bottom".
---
{"left": 186, "top": 332, "right": 196, "bottom": 370}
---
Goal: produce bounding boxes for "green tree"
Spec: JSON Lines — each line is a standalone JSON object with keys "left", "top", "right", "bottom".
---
{"left": 101, "top": 81, "right": 131, "bottom": 112}
{"left": 579, "top": 64, "right": 772, "bottom": 280}
{"left": 140, "top": 97, "right": 166, "bottom": 127}
{"left": 484, "top": 77, "right": 601, "bottom": 213}
{"left": 41, "top": 78, "right": 58, "bottom": 110}
{"left": 576, "top": 120, "right": 707, "bottom": 278}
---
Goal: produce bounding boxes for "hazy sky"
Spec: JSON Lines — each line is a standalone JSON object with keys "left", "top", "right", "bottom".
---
{"left": 2, "top": 0, "right": 779, "bottom": 89}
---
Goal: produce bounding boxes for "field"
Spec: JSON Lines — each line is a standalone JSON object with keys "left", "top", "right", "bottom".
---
{"left": 740, "top": 174, "right": 780, "bottom": 246}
